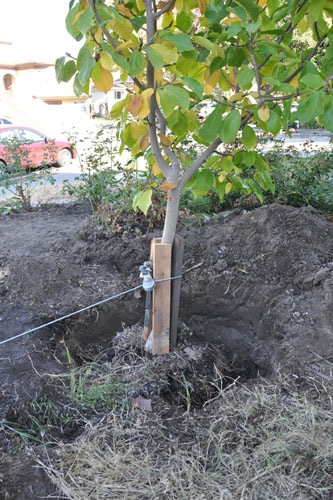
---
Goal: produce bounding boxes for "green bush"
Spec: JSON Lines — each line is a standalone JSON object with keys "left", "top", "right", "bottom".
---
{"left": 264, "top": 147, "right": 333, "bottom": 213}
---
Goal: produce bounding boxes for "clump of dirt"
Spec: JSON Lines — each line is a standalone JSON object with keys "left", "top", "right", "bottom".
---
{"left": 0, "top": 202, "right": 332, "bottom": 498}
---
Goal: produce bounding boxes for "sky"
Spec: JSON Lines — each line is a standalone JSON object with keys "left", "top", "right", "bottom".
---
{"left": 0, "top": 0, "right": 80, "bottom": 61}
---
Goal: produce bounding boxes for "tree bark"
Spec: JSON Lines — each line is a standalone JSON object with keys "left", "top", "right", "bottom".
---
{"left": 161, "top": 187, "right": 182, "bottom": 245}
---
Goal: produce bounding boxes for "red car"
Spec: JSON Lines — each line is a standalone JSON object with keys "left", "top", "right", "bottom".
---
{"left": 0, "top": 125, "right": 76, "bottom": 170}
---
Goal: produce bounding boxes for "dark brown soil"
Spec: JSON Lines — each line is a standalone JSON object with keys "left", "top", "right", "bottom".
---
{"left": 0, "top": 202, "right": 332, "bottom": 499}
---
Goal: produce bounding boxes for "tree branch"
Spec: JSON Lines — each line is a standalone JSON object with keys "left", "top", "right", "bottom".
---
{"left": 283, "top": 33, "right": 327, "bottom": 83}
{"left": 154, "top": 0, "right": 176, "bottom": 19}
{"left": 179, "top": 137, "right": 222, "bottom": 190}
{"left": 87, "top": 0, "right": 145, "bottom": 90}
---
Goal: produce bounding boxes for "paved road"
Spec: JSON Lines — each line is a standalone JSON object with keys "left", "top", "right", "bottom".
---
{"left": 0, "top": 128, "right": 332, "bottom": 203}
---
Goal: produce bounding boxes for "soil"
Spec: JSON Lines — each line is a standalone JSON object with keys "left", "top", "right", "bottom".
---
{"left": 0, "top": 202, "right": 333, "bottom": 499}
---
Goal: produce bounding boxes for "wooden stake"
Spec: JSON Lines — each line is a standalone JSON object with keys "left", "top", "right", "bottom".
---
{"left": 170, "top": 235, "right": 184, "bottom": 347}
{"left": 150, "top": 238, "right": 172, "bottom": 355}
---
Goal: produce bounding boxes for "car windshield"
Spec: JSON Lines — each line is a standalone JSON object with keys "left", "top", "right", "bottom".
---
{"left": 17, "top": 129, "right": 46, "bottom": 144}
{"left": 0, "top": 129, "right": 18, "bottom": 143}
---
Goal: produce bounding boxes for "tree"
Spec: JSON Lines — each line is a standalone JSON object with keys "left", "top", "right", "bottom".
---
{"left": 57, "top": 0, "right": 333, "bottom": 245}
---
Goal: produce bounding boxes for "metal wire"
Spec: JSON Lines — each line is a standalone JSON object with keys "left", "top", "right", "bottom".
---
{"left": 0, "top": 274, "right": 183, "bottom": 347}
{"left": 0, "top": 284, "right": 142, "bottom": 346}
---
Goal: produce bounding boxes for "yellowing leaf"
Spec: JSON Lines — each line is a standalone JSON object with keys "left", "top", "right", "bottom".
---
{"left": 218, "top": 173, "right": 227, "bottom": 182}
{"left": 138, "top": 100, "right": 150, "bottom": 119}
{"left": 129, "top": 121, "right": 147, "bottom": 139}
{"left": 155, "top": 69, "right": 165, "bottom": 85}
{"left": 204, "top": 70, "right": 220, "bottom": 94}
{"left": 117, "top": 38, "right": 139, "bottom": 51}
{"left": 230, "top": 92, "right": 244, "bottom": 103}
{"left": 150, "top": 42, "right": 178, "bottom": 65}
{"left": 110, "top": 19, "right": 133, "bottom": 41}
{"left": 228, "top": 69, "right": 237, "bottom": 88}
{"left": 126, "top": 94, "right": 143, "bottom": 115}
{"left": 140, "top": 135, "right": 149, "bottom": 152}
{"left": 93, "top": 67, "right": 113, "bottom": 93}
{"left": 289, "top": 75, "right": 299, "bottom": 88}
{"left": 159, "top": 133, "right": 174, "bottom": 147}
{"left": 258, "top": 106, "right": 270, "bottom": 122}
{"left": 116, "top": 4, "right": 131, "bottom": 17}
{"left": 222, "top": 14, "right": 241, "bottom": 25}
{"left": 152, "top": 162, "right": 162, "bottom": 175}
{"left": 95, "top": 26, "right": 103, "bottom": 43}
{"left": 159, "top": 182, "right": 177, "bottom": 192}
{"left": 258, "top": 0, "right": 266, "bottom": 5}
{"left": 198, "top": 0, "right": 207, "bottom": 14}
{"left": 161, "top": 11, "right": 174, "bottom": 28}
{"left": 175, "top": 0, "right": 183, "bottom": 11}
{"left": 138, "top": 88, "right": 154, "bottom": 119}
{"left": 225, "top": 181, "right": 233, "bottom": 193}
{"left": 100, "top": 51, "right": 114, "bottom": 70}
{"left": 136, "top": 0, "right": 145, "bottom": 10}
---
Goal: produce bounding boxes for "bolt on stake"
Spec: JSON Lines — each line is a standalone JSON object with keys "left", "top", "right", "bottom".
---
{"left": 140, "top": 261, "right": 155, "bottom": 341}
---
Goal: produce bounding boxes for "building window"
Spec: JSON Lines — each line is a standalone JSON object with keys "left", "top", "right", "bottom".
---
{"left": 3, "top": 74, "right": 14, "bottom": 91}
{"left": 114, "top": 91, "right": 122, "bottom": 100}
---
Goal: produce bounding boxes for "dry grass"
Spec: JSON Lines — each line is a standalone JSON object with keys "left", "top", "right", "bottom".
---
{"left": 35, "top": 329, "right": 333, "bottom": 500}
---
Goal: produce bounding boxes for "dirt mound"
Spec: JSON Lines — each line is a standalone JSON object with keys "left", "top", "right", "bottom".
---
{"left": 0, "top": 202, "right": 332, "bottom": 498}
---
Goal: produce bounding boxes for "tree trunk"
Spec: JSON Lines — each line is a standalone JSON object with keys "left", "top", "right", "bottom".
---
{"left": 161, "top": 188, "right": 182, "bottom": 245}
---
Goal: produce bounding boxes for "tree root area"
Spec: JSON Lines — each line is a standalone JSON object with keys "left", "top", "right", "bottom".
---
{"left": 0, "top": 203, "right": 333, "bottom": 499}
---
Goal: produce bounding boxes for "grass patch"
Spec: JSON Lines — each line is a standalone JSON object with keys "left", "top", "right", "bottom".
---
{"left": 32, "top": 328, "right": 333, "bottom": 500}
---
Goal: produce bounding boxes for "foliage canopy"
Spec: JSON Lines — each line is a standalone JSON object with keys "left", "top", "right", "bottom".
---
{"left": 57, "top": 0, "right": 333, "bottom": 243}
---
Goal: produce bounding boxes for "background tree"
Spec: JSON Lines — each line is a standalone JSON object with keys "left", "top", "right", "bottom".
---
{"left": 57, "top": 0, "right": 333, "bottom": 245}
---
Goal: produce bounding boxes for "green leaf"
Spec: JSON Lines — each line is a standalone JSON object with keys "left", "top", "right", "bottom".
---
{"left": 55, "top": 57, "right": 65, "bottom": 83}
{"left": 73, "top": 73, "right": 84, "bottom": 97}
{"left": 167, "top": 110, "right": 188, "bottom": 137}
{"left": 266, "top": 110, "right": 282, "bottom": 135}
{"left": 77, "top": 44, "right": 95, "bottom": 84}
{"left": 322, "top": 96, "right": 333, "bottom": 132}
{"left": 176, "top": 12, "right": 193, "bottom": 32}
{"left": 77, "top": 6, "right": 94, "bottom": 35}
{"left": 110, "top": 96, "right": 129, "bottom": 119}
{"left": 241, "top": 150, "right": 256, "bottom": 167}
{"left": 62, "top": 60, "right": 77, "bottom": 82}
{"left": 133, "top": 189, "right": 153, "bottom": 214}
{"left": 159, "top": 32, "right": 194, "bottom": 52}
{"left": 65, "top": 3, "right": 83, "bottom": 39}
{"left": 129, "top": 50, "right": 146, "bottom": 77}
{"left": 254, "top": 153, "right": 270, "bottom": 172}
{"left": 298, "top": 92, "right": 324, "bottom": 123}
{"left": 242, "top": 126, "right": 257, "bottom": 149}
{"left": 254, "top": 171, "right": 275, "bottom": 193}
{"left": 237, "top": 68, "right": 255, "bottom": 88}
{"left": 226, "top": 47, "right": 248, "bottom": 66}
{"left": 272, "top": 5, "right": 289, "bottom": 23}
{"left": 181, "top": 77, "right": 203, "bottom": 99}
{"left": 220, "top": 157, "right": 235, "bottom": 173}
{"left": 102, "top": 44, "right": 130, "bottom": 73}
{"left": 234, "top": 0, "right": 260, "bottom": 21}
{"left": 267, "top": 0, "right": 280, "bottom": 15}
{"left": 205, "top": 4, "right": 228, "bottom": 24}
{"left": 191, "top": 170, "right": 215, "bottom": 198}
{"left": 227, "top": 25, "right": 242, "bottom": 39}
{"left": 210, "top": 57, "right": 225, "bottom": 74}
{"left": 144, "top": 46, "right": 164, "bottom": 71}
{"left": 193, "top": 36, "right": 219, "bottom": 56}
{"left": 308, "top": 0, "right": 327, "bottom": 22}
{"left": 300, "top": 74, "right": 325, "bottom": 90}
{"left": 246, "top": 179, "right": 264, "bottom": 203}
{"left": 158, "top": 85, "right": 190, "bottom": 117}
{"left": 199, "top": 104, "right": 225, "bottom": 143}
{"left": 220, "top": 109, "right": 241, "bottom": 144}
